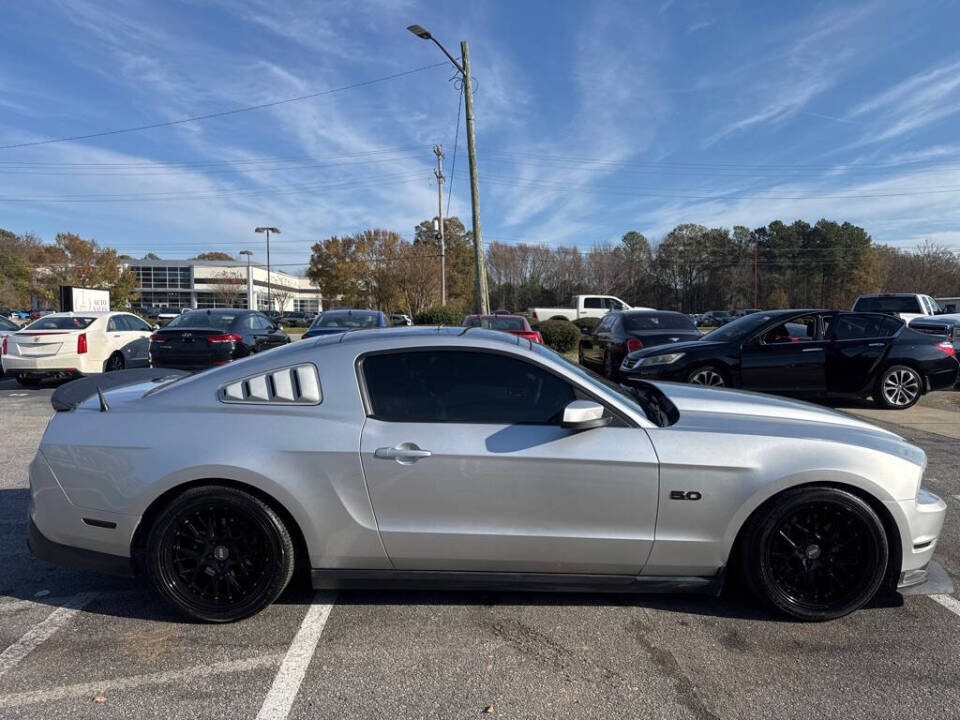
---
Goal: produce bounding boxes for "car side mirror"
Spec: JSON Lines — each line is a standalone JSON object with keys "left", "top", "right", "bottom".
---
{"left": 151, "top": 324, "right": 159, "bottom": 331}
{"left": 561, "top": 400, "right": 612, "bottom": 431}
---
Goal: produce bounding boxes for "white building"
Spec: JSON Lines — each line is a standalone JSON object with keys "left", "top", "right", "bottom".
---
{"left": 121, "top": 258, "right": 322, "bottom": 313}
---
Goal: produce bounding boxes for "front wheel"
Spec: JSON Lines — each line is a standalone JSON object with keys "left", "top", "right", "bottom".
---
{"left": 687, "top": 365, "right": 726, "bottom": 387}
{"left": 147, "top": 486, "right": 295, "bottom": 623}
{"left": 739, "top": 487, "right": 888, "bottom": 621}
{"left": 874, "top": 365, "right": 922, "bottom": 409}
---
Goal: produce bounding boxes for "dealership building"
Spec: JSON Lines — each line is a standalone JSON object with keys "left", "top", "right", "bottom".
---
{"left": 120, "top": 258, "right": 323, "bottom": 313}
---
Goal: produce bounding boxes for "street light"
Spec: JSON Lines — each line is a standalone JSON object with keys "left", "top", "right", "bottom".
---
{"left": 407, "top": 24, "right": 490, "bottom": 314}
{"left": 238, "top": 250, "right": 253, "bottom": 310}
{"left": 254, "top": 227, "right": 280, "bottom": 313}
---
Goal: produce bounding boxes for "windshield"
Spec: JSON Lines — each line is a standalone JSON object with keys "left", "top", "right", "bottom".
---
{"left": 624, "top": 313, "right": 696, "bottom": 332}
{"left": 167, "top": 311, "right": 237, "bottom": 329}
{"left": 312, "top": 312, "right": 379, "bottom": 328}
{"left": 701, "top": 312, "right": 781, "bottom": 342}
{"left": 465, "top": 316, "right": 526, "bottom": 331}
{"left": 853, "top": 296, "right": 922, "bottom": 313}
{"left": 25, "top": 316, "right": 95, "bottom": 330}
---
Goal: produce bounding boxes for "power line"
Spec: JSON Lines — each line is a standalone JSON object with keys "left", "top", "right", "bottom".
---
{"left": 446, "top": 85, "right": 463, "bottom": 217}
{"left": 0, "top": 62, "right": 449, "bottom": 150}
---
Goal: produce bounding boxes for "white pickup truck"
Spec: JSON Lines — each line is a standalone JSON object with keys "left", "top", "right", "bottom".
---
{"left": 529, "top": 294, "right": 647, "bottom": 323}
{"left": 850, "top": 293, "right": 944, "bottom": 322}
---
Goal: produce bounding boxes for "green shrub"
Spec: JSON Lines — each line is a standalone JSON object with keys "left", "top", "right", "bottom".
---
{"left": 537, "top": 318, "right": 580, "bottom": 352}
{"left": 573, "top": 316, "right": 601, "bottom": 332}
{"left": 414, "top": 304, "right": 466, "bottom": 326}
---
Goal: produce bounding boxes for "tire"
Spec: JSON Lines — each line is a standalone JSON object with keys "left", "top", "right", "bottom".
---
{"left": 687, "top": 365, "right": 727, "bottom": 387}
{"left": 577, "top": 345, "right": 585, "bottom": 366}
{"left": 16, "top": 374, "right": 42, "bottom": 388}
{"left": 873, "top": 364, "right": 922, "bottom": 410}
{"left": 739, "top": 486, "right": 888, "bottom": 621}
{"left": 146, "top": 485, "right": 295, "bottom": 623}
{"left": 104, "top": 353, "right": 125, "bottom": 372}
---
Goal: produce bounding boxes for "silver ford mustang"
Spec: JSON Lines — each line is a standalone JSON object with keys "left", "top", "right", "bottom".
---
{"left": 27, "top": 327, "right": 948, "bottom": 622}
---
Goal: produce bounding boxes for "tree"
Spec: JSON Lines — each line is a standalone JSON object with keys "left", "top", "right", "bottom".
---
{"left": 0, "top": 229, "right": 33, "bottom": 307}
{"left": 144, "top": 252, "right": 161, "bottom": 260}
{"left": 191, "top": 251, "right": 235, "bottom": 261}
{"left": 210, "top": 269, "right": 244, "bottom": 308}
{"left": 414, "top": 217, "right": 474, "bottom": 308}
{"left": 41, "top": 232, "right": 140, "bottom": 309}
{"left": 271, "top": 284, "right": 293, "bottom": 313}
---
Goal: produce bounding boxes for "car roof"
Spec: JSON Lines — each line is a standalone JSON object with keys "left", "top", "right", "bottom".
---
{"left": 308, "top": 324, "right": 525, "bottom": 349}
{"left": 32, "top": 311, "right": 118, "bottom": 318}
{"left": 181, "top": 308, "right": 248, "bottom": 314}
{"left": 619, "top": 309, "right": 689, "bottom": 316}
{"left": 322, "top": 308, "right": 380, "bottom": 315}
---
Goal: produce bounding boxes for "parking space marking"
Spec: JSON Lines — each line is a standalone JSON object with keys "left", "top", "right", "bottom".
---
{"left": 0, "top": 591, "right": 98, "bottom": 680}
{"left": 930, "top": 594, "right": 960, "bottom": 618}
{"left": 0, "top": 654, "right": 284, "bottom": 709}
{"left": 255, "top": 592, "right": 336, "bottom": 720}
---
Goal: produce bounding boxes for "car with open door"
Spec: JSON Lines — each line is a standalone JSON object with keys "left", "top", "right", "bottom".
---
{"left": 26, "top": 326, "right": 949, "bottom": 623}
{"left": 620, "top": 309, "right": 958, "bottom": 409}
{"left": 578, "top": 310, "right": 701, "bottom": 379}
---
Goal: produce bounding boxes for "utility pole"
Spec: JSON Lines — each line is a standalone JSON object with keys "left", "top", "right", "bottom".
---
{"left": 406, "top": 25, "right": 490, "bottom": 314}
{"left": 460, "top": 41, "right": 489, "bottom": 315}
{"left": 433, "top": 144, "right": 446, "bottom": 305}
{"left": 753, "top": 239, "right": 759, "bottom": 308}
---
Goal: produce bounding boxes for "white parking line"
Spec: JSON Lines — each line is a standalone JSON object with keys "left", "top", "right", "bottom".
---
{"left": 0, "top": 592, "right": 98, "bottom": 680}
{"left": 255, "top": 592, "right": 336, "bottom": 720}
{"left": 930, "top": 594, "right": 960, "bottom": 618}
{"left": 0, "top": 654, "right": 284, "bottom": 709}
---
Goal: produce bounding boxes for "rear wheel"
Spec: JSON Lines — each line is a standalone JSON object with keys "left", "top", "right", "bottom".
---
{"left": 687, "top": 365, "right": 726, "bottom": 387}
{"left": 147, "top": 486, "right": 295, "bottom": 623}
{"left": 874, "top": 364, "right": 922, "bottom": 409}
{"left": 603, "top": 350, "right": 617, "bottom": 380}
{"left": 105, "top": 353, "right": 125, "bottom": 372}
{"left": 739, "top": 487, "right": 888, "bottom": 621}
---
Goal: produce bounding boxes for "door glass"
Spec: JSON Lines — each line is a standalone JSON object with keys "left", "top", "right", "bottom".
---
{"left": 107, "top": 317, "right": 120, "bottom": 332}
{"left": 759, "top": 314, "right": 818, "bottom": 344}
{"left": 832, "top": 314, "right": 901, "bottom": 340}
{"left": 583, "top": 298, "right": 602, "bottom": 309}
{"left": 363, "top": 350, "right": 576, "bottom": 425}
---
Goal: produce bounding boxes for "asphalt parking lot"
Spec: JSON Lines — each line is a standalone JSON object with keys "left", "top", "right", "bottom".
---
{"left": 0, "top": 375, "right": 958, "bottom": 720}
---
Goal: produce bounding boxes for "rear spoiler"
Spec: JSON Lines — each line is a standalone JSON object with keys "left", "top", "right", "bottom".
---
{"left": 51, "top": 368, "right": 190, "bottom": 412}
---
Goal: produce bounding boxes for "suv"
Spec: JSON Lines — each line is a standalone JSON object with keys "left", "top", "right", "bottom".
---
{"left": 851, "top": 293, "right": 942, "bottom": 322}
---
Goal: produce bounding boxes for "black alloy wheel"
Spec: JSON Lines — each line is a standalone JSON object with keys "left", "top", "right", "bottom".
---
{"left": 105, "top": 353, "right": 125, "bottom": 372}
{"left": 740, "top": 487, "right": 888, "bottom": 621}
{"left": 147, "top": 486, "right": 295, "bottom": 622}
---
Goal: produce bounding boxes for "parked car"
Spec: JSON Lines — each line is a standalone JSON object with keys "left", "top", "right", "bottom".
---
{"left": 390, "top": 312, "right": 413, "bottom": 326}
{"left": 1, "top": 311, "right": 154, "bottom": 386}
{"left": 28, "top": 326, "right": 947, "bottom": 623}
{"left": 620, "top": 309, "right": 958, "bottom": 409}
{"left": 463, "top": 313, "right": 543, "bottom": 343}
{"left": 701, "top": 310, "right": 734, "bottom": 327}
{"left": 281, "top": 311, "right": 315, "bottom": 328}
{"left": 29, "top": 309, "right": 53, "bottom": 320}
{"left": 149, "top": 309, "right": 289, "bottom": 370}
{"left": 733, "top": 308, "right": 762, "bottom": 317}
{"left": 910, "top": 314, "right": 960, "bottom": 358}
{"left": 0, "top": 316, "right": 20, "bottom": 377}
{"left": 529, "top": 294, "right": 645, "bottom": 323}
{"left": 579, "top": 310, "right": 701, "bottom": 379}
{"left": 301, "top": 309, "right": 388, "bottom": 339}
{"left": 851, "top": 293, "right": 942, "bottom": 322}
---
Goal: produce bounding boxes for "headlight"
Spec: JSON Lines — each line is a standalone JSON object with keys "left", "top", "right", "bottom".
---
{"left": 637, "top": 352, "right": 685, "bottom": 366}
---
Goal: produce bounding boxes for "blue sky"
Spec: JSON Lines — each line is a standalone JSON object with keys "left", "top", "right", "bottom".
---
{"left": 2, "top": 0, "right": 960, "bottom": 273}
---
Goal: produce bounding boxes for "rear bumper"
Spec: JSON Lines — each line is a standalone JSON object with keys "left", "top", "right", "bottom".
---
{"left": 150, "top": 346, "right": 237, "bottom": 369}
{"left": 28, "top": 518, "right": 135, "bottom": 577}
{"left": 2, "top": 352, "right": 100, "bottom": 375}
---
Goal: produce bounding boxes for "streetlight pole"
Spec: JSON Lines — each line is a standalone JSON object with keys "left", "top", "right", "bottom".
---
{"left": 407, "top": 24, "right": 490, "bottom": 314}
{"left": 239, "top": 250, "right": 253, "bottom": 309}
{"left": 255, "top": 227, "right": 280, "bottom": 313}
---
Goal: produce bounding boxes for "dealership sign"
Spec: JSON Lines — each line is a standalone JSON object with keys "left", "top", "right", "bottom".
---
{"left": 59, "top": 286, "right": 110, "bottom": 312}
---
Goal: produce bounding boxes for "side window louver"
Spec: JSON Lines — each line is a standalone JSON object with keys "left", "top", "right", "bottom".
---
{"left": 219, "top": 364, "right": 322, "bottom": 405}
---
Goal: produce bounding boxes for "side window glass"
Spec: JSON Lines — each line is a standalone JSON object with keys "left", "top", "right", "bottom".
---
{"left": 583, "top": 298, "right": 602, "bottom": 309}
{"left": 107, "top": 317, "right": 120, "bottom": 332}
{"left": 363, "top": 351, "right": 576, "bottom": 425}
{"left": 126, "top": 315, "right": 150, "bottom": 331}
{"left": 760, "top": 314, "right": 818, "bottom": 344}
{"left": 879, "top": 316, "right": 904, "bottom": 337}
{"left": 832, "top": 314, "right": 893, "bottom": 340}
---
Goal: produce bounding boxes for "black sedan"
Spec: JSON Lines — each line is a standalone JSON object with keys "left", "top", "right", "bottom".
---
{"left": 620, "top": 309, "right": 959, "bottom": 409}
{"left": 149, "top": 309, "right": 289, "bottom": 370}
{"left": 578, "top": 310, "right": 701, "bottom": 379}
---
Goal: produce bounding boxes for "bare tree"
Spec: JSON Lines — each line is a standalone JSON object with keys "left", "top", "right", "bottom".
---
{"left": 271, "top": 284, "right": 294, "bottom": 314}
{"left": 210, "top": 270, "right": 244, "bottom": 308}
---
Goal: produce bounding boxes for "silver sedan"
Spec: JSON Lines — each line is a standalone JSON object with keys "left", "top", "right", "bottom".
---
{"left": 27, "top": 326, "right": 948, "bottom": 622}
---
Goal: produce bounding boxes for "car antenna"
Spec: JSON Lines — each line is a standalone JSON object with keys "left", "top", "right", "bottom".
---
{"left": 96, "top": 386, "right": 110, "bottom": 412}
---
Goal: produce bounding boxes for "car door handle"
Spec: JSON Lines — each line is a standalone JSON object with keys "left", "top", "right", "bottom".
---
{"left": 801, "top": 347, "right": 823, "bottom": 352}
{"left": 868, "top": 342, "right": 885, "bottom": 347}
{"left": 374, "top": 445, "right": 432, "bottom": 461}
